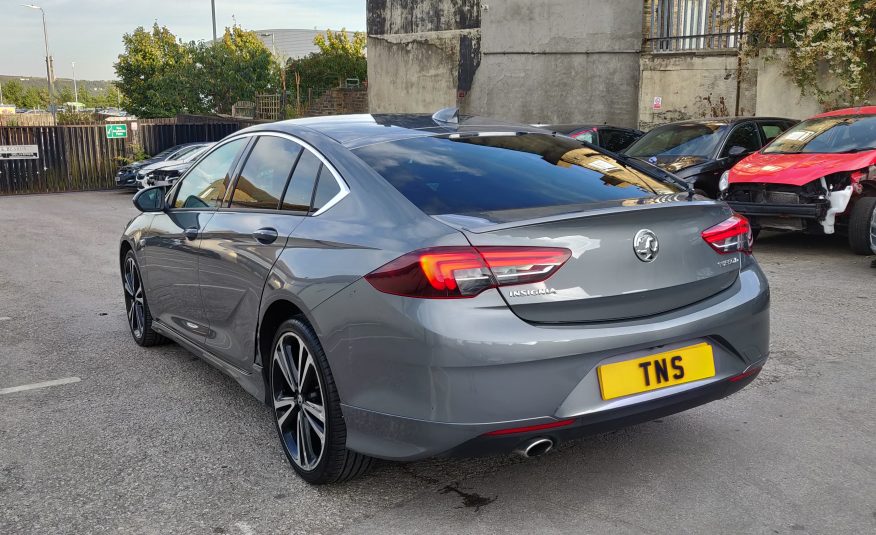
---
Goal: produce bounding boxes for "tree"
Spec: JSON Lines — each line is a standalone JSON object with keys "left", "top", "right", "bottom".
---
{"left": 114, "top": 23, "right": 202, "bottom": 117}
{"left": 739, "top": 0, "right": 876, "bottom": 106}
{"left": 288, "top": 28, "right": 367, "bottom": 109}
{"left": 20, "top": 87, "right": 48, "bottom": 109}
{"left": 193, "top": 26, "right": 275, "bottom": 114}
{"left": 1, "top": 80, "right": 24, "bottom": 106}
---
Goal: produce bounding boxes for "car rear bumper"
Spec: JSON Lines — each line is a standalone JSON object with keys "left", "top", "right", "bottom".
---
{"left": 313, "top": 258, "right": 770, "bottom": 461}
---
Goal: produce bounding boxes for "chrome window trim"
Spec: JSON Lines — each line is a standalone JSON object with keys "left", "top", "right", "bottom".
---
{"left": 220, "top": 131, "right": 350, "bottom": 216}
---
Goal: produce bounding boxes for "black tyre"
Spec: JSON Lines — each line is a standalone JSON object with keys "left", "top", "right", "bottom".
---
{"left": 848, "top": 196, "right": 876, "bottom": 255}
{"left": 270, "top": 317, "right": 373, "bottom": 484}
{"left": 751, "top": 228, "right": 761, "bottom": 242}
{"left": 122, "top": 250, "right": 167, "bottom": 346}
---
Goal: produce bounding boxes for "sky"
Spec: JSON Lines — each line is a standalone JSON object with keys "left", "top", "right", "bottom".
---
{"left": 0, "top": 0, "right": 366, "bottom": 81}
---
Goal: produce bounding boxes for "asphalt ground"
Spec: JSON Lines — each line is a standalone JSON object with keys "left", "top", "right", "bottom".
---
{"left": 1, "top": 190, "right": 874, "bottom": 534}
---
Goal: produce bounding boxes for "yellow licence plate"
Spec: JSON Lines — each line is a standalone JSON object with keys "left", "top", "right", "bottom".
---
{"left": 597, "top": 343, "right": 715, "bottom": 401}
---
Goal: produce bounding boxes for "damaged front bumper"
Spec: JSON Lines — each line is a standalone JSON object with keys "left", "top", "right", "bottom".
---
{"left": 724, "top": 183, "right": 853, "bottom": 234}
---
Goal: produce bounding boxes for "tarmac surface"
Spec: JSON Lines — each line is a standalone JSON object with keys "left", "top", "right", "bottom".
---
{"left": 1, "top": 190, "right": 874, "bottom": 534}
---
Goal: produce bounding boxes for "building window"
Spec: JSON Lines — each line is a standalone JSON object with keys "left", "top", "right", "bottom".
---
{"left": 647, "top": 0, "right": 745, "bottom": 53}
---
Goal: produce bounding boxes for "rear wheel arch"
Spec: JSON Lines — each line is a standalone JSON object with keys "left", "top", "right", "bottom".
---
{"left": 257, "top": 298, "right": 307, "bottom": 403}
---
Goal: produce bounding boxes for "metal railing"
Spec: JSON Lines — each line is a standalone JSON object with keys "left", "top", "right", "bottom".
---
{"left": 646, "top": 0, "right": 745, "bottom": 53}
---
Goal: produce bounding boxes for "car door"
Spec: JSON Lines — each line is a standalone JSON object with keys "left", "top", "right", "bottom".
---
{"left": 197, "top": 133, "right": 323, "bottom": 368}
{"left": 138, "top": 137, "right": 249, "bottom": 344}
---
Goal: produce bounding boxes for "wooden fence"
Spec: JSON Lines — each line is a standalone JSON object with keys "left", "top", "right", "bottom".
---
{"left": 0, "top": 122, "right": 241, "bottom": 195}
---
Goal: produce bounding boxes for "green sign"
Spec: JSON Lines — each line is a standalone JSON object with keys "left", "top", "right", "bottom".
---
{"left": 105, "top": 124, "right": 128, "bottom": 139}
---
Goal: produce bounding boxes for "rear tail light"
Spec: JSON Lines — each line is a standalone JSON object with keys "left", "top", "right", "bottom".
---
{"left": 702, "top": 214, "right": 753, "bottom": 255}
{"left": 365, "top": 246, "right": 571, "bottom": 299}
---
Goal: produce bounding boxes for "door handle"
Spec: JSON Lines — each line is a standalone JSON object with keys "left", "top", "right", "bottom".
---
{"left": 184, "top": 227, "right": 199, "bottom": 241}
{"left": 253, "top": 227, "right": 279, "bottom": 244}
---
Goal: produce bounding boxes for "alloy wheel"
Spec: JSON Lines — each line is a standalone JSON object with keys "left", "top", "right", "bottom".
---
{"left": 272, "top": 332, "right": 327, "bottom": 471}
{"left": 123, "top": 257, "right": 145, "bottom": 339}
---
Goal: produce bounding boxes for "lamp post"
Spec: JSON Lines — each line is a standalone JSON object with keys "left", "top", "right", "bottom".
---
{"left": 21, "top": 3, "right": 55, "bottom": 124}
{"left": 211, "top": 0, "right": 217, "bottom": 41}
{"left": 72, "top": 61, "right": 79, "bottom": 104}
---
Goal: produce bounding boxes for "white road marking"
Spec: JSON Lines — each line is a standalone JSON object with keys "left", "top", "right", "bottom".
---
{"left": 0, "top": 377, "right": 81, "bottom": 395}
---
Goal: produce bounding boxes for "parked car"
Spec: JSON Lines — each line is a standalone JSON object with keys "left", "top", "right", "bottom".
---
{"left": 116, "top": 143, "right": 210, "bottom": 188}
{"left": 135, "top": 143, "right": 214, "bottom": 189}
{"left": 624, "top": 117, "right": 797, "bottom": 198}
{"left": 143, "top": 161, "right": 192, "bottom": 188}
{"left": 121, "top": 110, "right": 770, "bottom": 484}
{"left": 721, "top": 107, "right": 876, "bottom": 255}
{"left": 538, "top": 124, "right": 644, "bottom": 152}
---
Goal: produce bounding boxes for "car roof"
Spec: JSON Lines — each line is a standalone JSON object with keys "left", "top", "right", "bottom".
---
{"left": 537, "top": 124, "right": 642, "bottom": 134}
{"left": 814, "top": 106, "right": 876, "bottom": 118}
{"left": 240, "top": 111, "right": 552, "bottom": 149}
{"left": 652, "top": 117, "right": 796, "bottom": 128}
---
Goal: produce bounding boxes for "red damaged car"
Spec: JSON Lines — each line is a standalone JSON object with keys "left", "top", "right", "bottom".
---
{"left": 721, "top": 107, "right": 876, "bottom": 255}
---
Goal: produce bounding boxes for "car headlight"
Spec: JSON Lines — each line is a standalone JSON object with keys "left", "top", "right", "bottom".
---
{"left": 719, "top": 171, "right": 730, "bottom": 193}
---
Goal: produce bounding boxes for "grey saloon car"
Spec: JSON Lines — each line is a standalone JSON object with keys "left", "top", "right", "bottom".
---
{"left": 120, "top": 110, "right": 770, "bottom": 484}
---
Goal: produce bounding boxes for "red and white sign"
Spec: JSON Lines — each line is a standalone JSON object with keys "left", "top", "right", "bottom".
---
{"left": 652, "top": 96, "right": 663, "bottom": 110}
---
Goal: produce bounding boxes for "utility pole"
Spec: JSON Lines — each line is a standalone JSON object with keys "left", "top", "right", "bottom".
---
{"left": 72, "top": 61, "right": 79, "bottom": 104}
{"left": 22, "top": 4, "right": 55, "bottom": 124}
{"left": 211, "top": 0, "right": 217, "bottom": 41}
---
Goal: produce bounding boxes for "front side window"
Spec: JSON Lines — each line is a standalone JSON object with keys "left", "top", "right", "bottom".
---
{"left": 763, "top": 115, "right": 876, "bottom": 154}
{"left": 230, "top": 137, "right": 302, "bottom": 210}
{"left": 173, "top": 138, "right": 247, "bottom": 209}
{"left": 722, "top": 123, "right": 761, "bottom": 156}
{"left": 353, "top": 134, "right": 678, "bottom": 218}
{"left": 626, "top": 122, "right": 727, "bottom": 159}
{"left": 600, "top": 129, "right": 640, "bottom": 152}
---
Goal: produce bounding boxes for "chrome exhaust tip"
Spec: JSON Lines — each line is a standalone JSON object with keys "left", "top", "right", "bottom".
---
{"left": 514, "top": 437, "right": 555, "bottom": 458}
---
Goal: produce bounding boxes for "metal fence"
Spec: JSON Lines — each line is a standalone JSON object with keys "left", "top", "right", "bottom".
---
{"left": 646, "top": 0, "right": 745, "bottom": 53}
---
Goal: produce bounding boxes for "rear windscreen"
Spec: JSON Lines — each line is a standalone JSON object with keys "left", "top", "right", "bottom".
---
{"left": 353, "top": 134, "right": 677, "bottom": 216}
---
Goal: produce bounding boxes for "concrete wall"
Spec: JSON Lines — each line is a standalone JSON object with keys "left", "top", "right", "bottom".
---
{"left": 753, "top": 50, "right": 824, "bottom": 121}
{"left": 465, "top": 0, "right": 642, "bottom": 127}
{"left": 366, "top": 0, "right": 643, "bottom": 127}
{"left": 637, "top": 52, "right": 758, "bottom": 130}
{"left": 366, "top": 0, "right": 481, "bottom": 114}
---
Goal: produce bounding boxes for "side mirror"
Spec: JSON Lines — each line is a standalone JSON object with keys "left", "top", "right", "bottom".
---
{"left": 132, "top": 186, "right": 167, "bottom": 213}
{"left": 727, "top": 145, "right": 749, "bottom": 157}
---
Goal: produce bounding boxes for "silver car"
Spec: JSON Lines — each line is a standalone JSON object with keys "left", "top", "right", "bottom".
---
{"left": 120, "top": 111, "right": 770, "bottom": 484}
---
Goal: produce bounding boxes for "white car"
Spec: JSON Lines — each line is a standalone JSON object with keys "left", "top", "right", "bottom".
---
{"left": 135, "top": 143, "right": 214, "bottom": 189}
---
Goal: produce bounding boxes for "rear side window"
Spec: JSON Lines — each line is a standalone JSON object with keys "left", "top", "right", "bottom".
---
{"left": 759, "top": 121, "right": 794, "bottom": 144}
{"left": 173, "top": 138, "right": 247, "bottom": 209}
{"left": 311, "top": 166, "right": 341, "bottom": 212}
{"left": 353, "top": 134, "right": 678, "bottom": 216}
{"left": 230, "top": 136, "right": 301, "bottom": 209}
{"left": 281, "top": 150, "right": 321, "bottom": 212}
{"left": 569, "top": 129, "right": 596, "bottom": 144}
